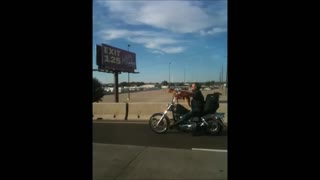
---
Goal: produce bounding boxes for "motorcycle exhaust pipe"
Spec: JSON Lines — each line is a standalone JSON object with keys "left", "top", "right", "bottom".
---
{"left": 180, "top": 123, "right": 197, "bottom": 131}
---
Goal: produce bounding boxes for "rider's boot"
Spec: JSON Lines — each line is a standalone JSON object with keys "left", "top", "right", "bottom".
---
{"left": 170, "top": 119, "right": 183, "bottom": 129}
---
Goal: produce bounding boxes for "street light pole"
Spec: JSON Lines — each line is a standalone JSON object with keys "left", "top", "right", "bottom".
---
{"left": 226, "top": 62, "right": 228, "bottom": 88}
{"left": 184, "top": 66, "right": 185, "bottom": 84}
{"left": 222, "top": 65, "right": 224, "bottom": 90}
{"left": 169, "top": 62, "right": 171, "bottom": 85}
{"left": 127, "top": 44, "right": 131, "bottom": 101}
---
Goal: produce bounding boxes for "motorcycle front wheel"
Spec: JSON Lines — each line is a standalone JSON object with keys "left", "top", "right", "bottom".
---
{"left": 149, "top": 113, "right": 170, "bottom": 134}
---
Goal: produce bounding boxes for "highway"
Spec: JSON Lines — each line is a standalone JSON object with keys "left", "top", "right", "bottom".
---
{"left": 93, "top": 121, "right": 227, "bottom": 150}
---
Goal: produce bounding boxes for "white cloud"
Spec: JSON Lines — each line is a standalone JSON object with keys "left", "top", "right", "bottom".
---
{"left": 99, "top": 0, "right": 226, "bottom": 33}
{"left": 100, "top": 29, "right": 130, "bottom": 40}
{"left": 99, "top": 29, "right": 184, "bottom": 54}
{"left": 129, "top": 37, "right": 178, "bottom": 49}
{"left": 161, "top": 47, "right": 185, "bottom": 54}
{"left": 150, "top": 50, "right": 165, "bottom": 55}
{"left": 200, "top": 27, "right": 227, "bottom": 36}
{"left": 94, "top": 1, "right": 227, "bottom": 54}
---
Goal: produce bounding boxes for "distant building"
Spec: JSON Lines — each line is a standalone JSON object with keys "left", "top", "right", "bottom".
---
{"left": 140, "top": 84, "right": 156, "bottom": 88}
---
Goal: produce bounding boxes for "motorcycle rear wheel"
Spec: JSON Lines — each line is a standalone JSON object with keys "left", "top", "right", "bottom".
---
{"left": 149, "top": 113, "right": 170, "bottom": 134}
{"left": 206, "top": 119, "right": 223, "bottom": 136}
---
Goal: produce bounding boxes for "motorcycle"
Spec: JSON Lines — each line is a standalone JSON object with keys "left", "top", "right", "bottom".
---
{"left": 149, "top": 91, "right": 225, "bottom": 136}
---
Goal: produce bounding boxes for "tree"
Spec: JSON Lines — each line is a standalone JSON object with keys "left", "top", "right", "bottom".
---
{"left": 119, "top": 82, "right": 128, "bottom": 87}
{"left": 161, "top": 81, "right": 168, "bottom": 86}
{"left": 154, "top": 83, "right": 161, "bottom": 88}
{"left": 136, "top": 82, "right": 145, "bottom": 86}
{"left": 177, "top": 82, "right": 184, "bottom": 86}
{"left": 168, "top": 83, "right": 175, "bottom": 87}
{"left": 93, "top": 77, "right": 105, "bottom": 102}
{"left": 203, "top": 81, "right": 215, "bottom": 86}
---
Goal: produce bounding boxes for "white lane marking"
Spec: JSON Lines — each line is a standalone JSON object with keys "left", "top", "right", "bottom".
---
{"left": 93, "top": 121, "right": 148, "bottom": 124}
{"left": 192, "top": 148, "right": 227, "bottom": 152}
{"left": 93, "top": 143, "right": 227, "bottom": 152}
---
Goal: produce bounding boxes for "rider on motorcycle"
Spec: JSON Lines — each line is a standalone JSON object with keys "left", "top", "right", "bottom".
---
{"left": 170, "top": 82, "right": 204, "bottom": 127}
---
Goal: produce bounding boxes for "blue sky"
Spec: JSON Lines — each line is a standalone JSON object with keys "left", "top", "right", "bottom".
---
{"left": 93, "top": 0, "right": 227, "bottom": 84}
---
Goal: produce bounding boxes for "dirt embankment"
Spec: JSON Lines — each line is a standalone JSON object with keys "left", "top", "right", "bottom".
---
{"left": 101, "top": 89, "right": 228, "bottom": 103}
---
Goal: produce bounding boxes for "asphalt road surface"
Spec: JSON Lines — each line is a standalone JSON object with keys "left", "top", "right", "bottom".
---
{"left": 93, "top": 121, "right": 228, "bottom": 150}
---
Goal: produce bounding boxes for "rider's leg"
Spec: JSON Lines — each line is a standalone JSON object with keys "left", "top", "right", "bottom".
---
{"left": 191, "top": 111, "right": 204, "bottom": 135}
{"left": 172, "top": 111, "right": 194, "bottom": 126}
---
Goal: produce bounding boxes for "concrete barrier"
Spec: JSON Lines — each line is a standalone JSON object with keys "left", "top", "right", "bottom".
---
{"left": 127, "top": 103, "right": 168, "bottom": 120}
{"left": 92, "top": 102, "right": 227, "bottom": 123}
{"left": 217, "top": 103, "right": 228, "bottom": 123}
{"left": 93, "top": 103, "right": 127, "bottom": 120}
